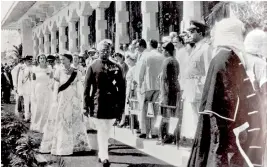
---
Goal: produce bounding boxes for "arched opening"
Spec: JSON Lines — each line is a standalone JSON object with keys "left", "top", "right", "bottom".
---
{"left": 48, "top": 33, "right": 51, "bottom": 54}
{"left": 105, "top": 1, "right": 116, "bottom": 45}
{"left": 56, "top": 30, "right": 59, "bottom": 53}
{"left": 126, "top": 1, "right": 142, "bottom": 41}
{"left": 88, "top": 10, "right": 96, "bottom": 47}
{"left": 75, "top": 20, "right": 80, "bottom": 52}
{"left": 65, "top": 26, "right": 69, "bottom": 50}
{"left": 158, "top": 1, "right": 183, "bottom": 38}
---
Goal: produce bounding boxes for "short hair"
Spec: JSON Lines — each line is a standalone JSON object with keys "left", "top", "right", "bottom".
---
{"left": 174, "top": 36, "right": 185, "bottom": 45}
{"left": 37, "top": 54, "right": 47, "bottom": 63}
{"left": 162, "top": 42, "right": 175, "bottom": 56}
{"left": 62, "top": 54, "right": 73, "bottom": 62}
{"left": 149, "top": 39, "right": 158, "bottom": 49}
{"left": 137, "top": 39, "right": 147, "bottom": 49}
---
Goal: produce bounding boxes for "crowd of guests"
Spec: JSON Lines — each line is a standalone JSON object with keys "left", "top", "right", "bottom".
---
{"left": 4, "top": 17, "right": 267, "bottom": 167}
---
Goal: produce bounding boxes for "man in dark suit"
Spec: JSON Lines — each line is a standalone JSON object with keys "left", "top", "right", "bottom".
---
{"left": 84, "top": 40, "right": 126, "bottom": 167}
{"left": 1, "top": 66, "right": 13, "bottom": 103}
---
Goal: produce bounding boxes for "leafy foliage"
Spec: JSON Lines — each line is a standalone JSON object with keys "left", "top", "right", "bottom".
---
{"left": 206, "top": 1, "right": 267, "bottom": 32}
{"left": 12, "top": 44, "right": 23, "bottom": 59}
{"left": 1, "top": 111, "right": 28, "bottom": 166}
{"left": 10, "top": 133, "right": 39, "bottom": 167}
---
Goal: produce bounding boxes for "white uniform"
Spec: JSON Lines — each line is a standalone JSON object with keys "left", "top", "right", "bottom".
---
{"left": 21, "top": 65, "right": 32, "bottom": 120}
{"left": 11, "top": 63, "right": 22, "bottom": 116}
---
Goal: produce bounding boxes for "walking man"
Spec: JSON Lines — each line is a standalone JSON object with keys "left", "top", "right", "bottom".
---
{"left": 84, "top": 40, "right": 126, "bottom": 167}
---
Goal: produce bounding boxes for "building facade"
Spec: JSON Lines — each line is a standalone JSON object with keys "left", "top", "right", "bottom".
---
{"left": 1, "top": 1, "right": 221, "bottom": 58}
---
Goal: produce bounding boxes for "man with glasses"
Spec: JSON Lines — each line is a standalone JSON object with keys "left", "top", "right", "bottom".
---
{"left": 180, "top": 20, "right": 213, "bottom": 146}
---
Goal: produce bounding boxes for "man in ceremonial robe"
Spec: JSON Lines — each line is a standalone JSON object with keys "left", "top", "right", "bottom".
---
{"left": 188, "top": 18, "right": 265, "bottom": 167}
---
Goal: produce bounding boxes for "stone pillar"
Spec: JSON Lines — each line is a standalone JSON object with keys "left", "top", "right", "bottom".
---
{"left": 44, "top": 33, "right": 50, "bottom": 54}
{"left": 181, "top": 1, "right": 202, "bottom": 32}
{"left": 68, "top": 21, "right": 78, "bottom": 53}
{"left": 141, "top": 1, "right": 159, "bottom": 42}
{"left": 51, "top": 30, "right": 57, "bottom": 54}
{"left": 59, "top": 26, "right": 67, "bottom": 53}
{"left": 21, "top": 19, "right": 33, "bottom": 57}
{"left": 115, "top": 1, "right": 129, "bottom": 52}
{"left": 80, "top": 15, "right": 90, "bottom": 53}
{"left": 38, "top": 33, "right": 44, "bottom": 54}
{"left": 95, "top": 7, "right": 107, "bottom": 45}
{"left": 33, "top": 34, "right": 39, "bottom": 57}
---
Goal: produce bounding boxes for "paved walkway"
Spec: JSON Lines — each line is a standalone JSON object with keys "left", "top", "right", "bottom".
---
{"left": 1, "top": 96, "right": 178, "bottom": 167}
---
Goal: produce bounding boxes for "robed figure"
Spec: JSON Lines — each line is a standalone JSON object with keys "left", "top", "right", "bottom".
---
{"left": 188, "top": 18, "right": 265, "bottom": 167}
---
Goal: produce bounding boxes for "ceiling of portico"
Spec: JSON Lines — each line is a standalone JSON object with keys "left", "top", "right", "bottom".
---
{"left": 2, "top": 1, "right": 73, "bottom": 30}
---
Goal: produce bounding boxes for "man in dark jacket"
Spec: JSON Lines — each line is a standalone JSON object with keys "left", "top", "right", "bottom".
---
{"left": 1, "top": 66, "right": 13, "bottom": 103}
{"left": 84, "top": 40, "right": 126, "bottom": 167}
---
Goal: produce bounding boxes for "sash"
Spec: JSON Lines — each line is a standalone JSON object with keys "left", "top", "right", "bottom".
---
{"left": 4, "top": 73, "right": 11, "bottom": 85}
{"left": 58, "top": 71, "right": 77, "bottom": 93}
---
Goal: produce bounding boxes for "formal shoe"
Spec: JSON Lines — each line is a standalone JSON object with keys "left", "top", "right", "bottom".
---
{"left": 151, "top": 135, "right": 159, "bottom": 139}
{"left": 135, "top": 129, "right": 141, "bottom": 134}
{"left": 102, "top": 159, "right": 110, "bottom": 167}
{"left": 117, "top": 123, "right": 125, "bottom": 128}
{"left": 138, "top": 134, "right": 147, "bottom": 139}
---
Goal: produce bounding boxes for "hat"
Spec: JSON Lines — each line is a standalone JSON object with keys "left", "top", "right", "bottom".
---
{"left": 88, "top": 48, "right": 97, "bottom": 53}
{"left": 126, "top": 52, "right": 137, "bottom": 61}
{"left": 62, "top": 53, "right": 73, "bottom": 62}
{"left": 244, "top": 29, "right": 267, "bottom": 57}
{"left": 187, "top": 20, "right": 208, "bottom": 32}
{"left": 24, "top": 55, "right": 33, "bottom": 61}
{"left": 162, "top": 42, "right": 175, "bottom": 53}
{"left": 47, "top": 55, "right": 55, "bottom": 61}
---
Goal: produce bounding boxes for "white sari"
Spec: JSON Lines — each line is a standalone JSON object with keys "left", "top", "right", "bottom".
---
{"left": 40, "top": 68, "right": 91, "bottom": 155}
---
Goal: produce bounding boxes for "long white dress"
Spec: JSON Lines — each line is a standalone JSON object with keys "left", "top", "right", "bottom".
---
{"left": 39, "top": 68, "right": 91, "bottom": 155}
{"left": 30, "top": 66, "right": 53, "bottom": 133}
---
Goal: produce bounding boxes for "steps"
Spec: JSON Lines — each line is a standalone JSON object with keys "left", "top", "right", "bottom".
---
{"left": 111, "top": 127, "right": 191, "bottom": 167}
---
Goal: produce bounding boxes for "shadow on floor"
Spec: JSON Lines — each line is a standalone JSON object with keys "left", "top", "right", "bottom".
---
{"left": 111, "top": 161, "right": 175, "bottom": 167}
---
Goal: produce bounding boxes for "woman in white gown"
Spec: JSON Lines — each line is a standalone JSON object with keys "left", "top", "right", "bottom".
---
{"left": 39, "top": 53, "right": 91, "bottom": 155}
{"left": 30, "top": 54, "right": 53, "bottom": 133}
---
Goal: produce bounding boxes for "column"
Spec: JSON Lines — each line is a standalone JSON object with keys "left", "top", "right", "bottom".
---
{"left": 51, "top": 30, "right": 57, "bottom": 54}
{"left": 21, "top": 19, "right": 33, "bottom": 57}
{"left": 68, "top": 21, "right": 77, "bottom": 53}
{"left": 95, "top": 7, "right": 107, "bottom": 44}
{"left": 59, "top": 26, "right": 67, "bottom": 53}
{"left": 141, "top": 1, "right": 159, "bottom": 42}
{"left": 44, "top": 33, "right": 50, "bottom": 54}
{"left": 115, "top": 1, "right": 129, "bottom": 52}
{"left": 80, "top": 15, "right": 90, "bottom": 53}
{"left": 33, "top": 34, "right": 39, "bottom": 57}
{"left": 38, "top": 33, "right": 44, "bottom": 54}
{"left": 181, "top": 1, "right": 202, "bottom": 32}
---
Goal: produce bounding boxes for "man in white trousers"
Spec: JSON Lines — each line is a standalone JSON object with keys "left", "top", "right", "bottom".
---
{"left": 11, "top": 58, "right": 24, "bottom": 117}
{"left": 84, "top": 40, "right": 126, "bottom": 167}
{"left": 21, "top": 55, "right": 33, "bottom": 122}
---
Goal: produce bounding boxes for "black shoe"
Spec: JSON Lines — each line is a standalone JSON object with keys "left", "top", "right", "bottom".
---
{"left": 102, "top": 159, "right": 110, "bottom": 167}
{"left": 138, "top": 134, "right": 146, "bottom": 139}
{"left": 98, "top": 158, "right": 101, "bottom": 163}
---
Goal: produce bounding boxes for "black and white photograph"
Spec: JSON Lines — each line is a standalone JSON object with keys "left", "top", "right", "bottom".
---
{"left": 1, "top": 1, "right": 267, "bottom": 167}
